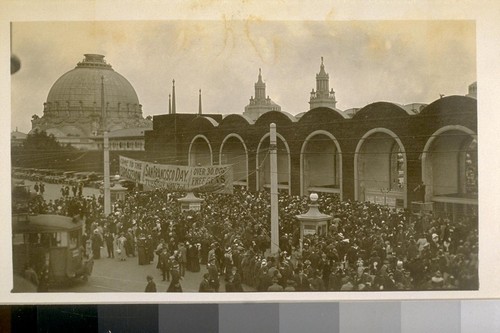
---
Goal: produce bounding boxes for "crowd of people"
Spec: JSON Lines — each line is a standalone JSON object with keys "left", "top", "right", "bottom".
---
{"left": 23, "top": 183, "right": 479, "bottom": 292}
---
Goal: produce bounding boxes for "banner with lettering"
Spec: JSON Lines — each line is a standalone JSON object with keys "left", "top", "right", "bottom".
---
{"left": 119, "top": 156, "right": 233, "bottom": 194}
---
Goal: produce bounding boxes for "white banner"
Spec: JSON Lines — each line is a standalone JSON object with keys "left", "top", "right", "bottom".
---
{"left": 119, "top": 156, "right": 233, "bottom": 194}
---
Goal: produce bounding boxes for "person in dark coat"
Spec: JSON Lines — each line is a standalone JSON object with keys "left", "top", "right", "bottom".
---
{"left": 167, "top": 262, "right": 182, "bottom": 292}
{"left": 155, "top": 239, "right": 167, "bottom": 269}
{"left": 199, "top": 273, "right": 214, "bottom": 292}
{"left": 145, "top": 275, "right": 157, "bottom": 292}
{"left": 178, "top": 242, "right": 187, "bottom": 277}
{"left": 191, "top": 243, "right": 201, "bottom": 272}
{"left": 207, "top": 262, "right": 220, "bottom": 292}
{"left": 231, "top": 267, "right": 244, "bottom": 292}
{"left": 159, "top": 249, "right": 170, "bottom": 281}
{"left": 187, "top": 243, "right": 201, "bottom": 272}
{"left": 104, "top": 230, "right": 114, "bottom": 258}
{"left": 37, "top": 263, "right": 50, "bottom": 292}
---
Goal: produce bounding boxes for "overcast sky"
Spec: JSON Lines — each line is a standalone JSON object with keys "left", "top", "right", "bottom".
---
{"left": 11, "top": 20, "right": 476, "bottom": 133}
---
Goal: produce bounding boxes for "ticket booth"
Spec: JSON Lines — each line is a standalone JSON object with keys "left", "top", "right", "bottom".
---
{"left": 295, "top": 193, "right": 332, "bottom": 251}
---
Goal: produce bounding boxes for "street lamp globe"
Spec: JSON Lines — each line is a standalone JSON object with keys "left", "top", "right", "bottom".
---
{"left": 309, "top": 192, "right": 319, "bottom": 202}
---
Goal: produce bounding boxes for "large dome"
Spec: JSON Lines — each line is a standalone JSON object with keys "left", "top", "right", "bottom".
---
{"left": 31, "top": 54, "right": 152, "bottom": 148}
{"left": 45, "top": 54, "right": 141, "bottom": 115}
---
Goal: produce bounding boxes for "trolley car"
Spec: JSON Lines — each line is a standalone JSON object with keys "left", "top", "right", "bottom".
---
{"left": 12, "top": 213, "right": 93, "bottom": 288}
{"left": 12, "top": 181, "right": 93, "bottom": 289}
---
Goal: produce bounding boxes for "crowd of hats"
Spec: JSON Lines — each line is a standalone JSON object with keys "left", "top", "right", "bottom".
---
{"left": 26, "top": 186, "right": 478, "bottom": 291}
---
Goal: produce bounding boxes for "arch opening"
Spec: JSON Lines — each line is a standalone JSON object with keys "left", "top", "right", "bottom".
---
{"left": 422, "top": 128, "right": 477, "bottom": 218}
{"left": 256, "top": 134, "right": 291, "bottom": 194}
{"left": 300, "top": 132, "right": 342, "bottom": 197}
{"left": 189, "top": 136, "right": 212, "bottom": 166}
{"left": 355, "top": 131, "right": 407, "bottom": 208}
{"left": 220, "top": 135, "right": 248, "bottom": 187}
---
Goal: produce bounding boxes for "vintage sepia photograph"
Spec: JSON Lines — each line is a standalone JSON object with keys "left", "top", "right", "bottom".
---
{"left": 10, "top": 20, "right": 478, "bottom": 294}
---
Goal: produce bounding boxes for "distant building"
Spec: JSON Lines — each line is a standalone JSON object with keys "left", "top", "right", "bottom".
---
{"left": 30, "top": 54, "right": 152, "bottom": 150}
{"left": 146, "top": 58, "right": 477, "bottom": 218}
{"left": 466, "top": 81, "right": 477, "bottom": 99}
{"left": 309, "top": 57, "right": 338, "bottom": 110}
{"left": 243, "top": 69, "right": 282, "bottom": 122}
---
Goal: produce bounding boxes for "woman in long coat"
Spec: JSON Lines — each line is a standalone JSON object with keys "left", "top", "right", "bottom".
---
{"left": 91, "top": 230, "right": 102, "bottom": 259}
{"left": 116, "top": 233, "right": 127, "bottom": 261}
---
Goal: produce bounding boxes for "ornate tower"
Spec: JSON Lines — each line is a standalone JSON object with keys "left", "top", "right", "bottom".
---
{"left": 309, "top": 57, "right": 337, "bottom": 110}
{"left": 243, "top": 69, "right": 281, "bottom": 121}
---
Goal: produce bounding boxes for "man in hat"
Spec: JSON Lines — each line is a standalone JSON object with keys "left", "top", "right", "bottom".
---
{"left": 207, "top": 262, "right": 220, "bottom": 292}
{"left": 199, "top": 273, "right": 214, "bottom": 292}
{"left": 159, "top": 248, "right": 170, "bottom": 281}
{"left": 223, "top": 246, "right": 233, "bottom": 281}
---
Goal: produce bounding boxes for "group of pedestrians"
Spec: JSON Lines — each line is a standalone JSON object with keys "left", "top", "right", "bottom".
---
{"left": 21, "top": 180, "right": 478, "bottom": 292}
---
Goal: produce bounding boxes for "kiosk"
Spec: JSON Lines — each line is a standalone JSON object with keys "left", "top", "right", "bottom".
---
{"left": 295, "top": 193, "right": 332, "bottom": 251}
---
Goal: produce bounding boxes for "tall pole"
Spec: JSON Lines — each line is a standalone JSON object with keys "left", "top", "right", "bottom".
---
{"left": 172, "top": 79, "right": 176, "bottom": 114}
{"left": 198, "top": 89, "right": 202, "bottom": 115}
{"left": 270, "top": 123, "right": 279, "bottom": 254}
{"left": 102, "top": 76, "right": 111, "bottom": 216}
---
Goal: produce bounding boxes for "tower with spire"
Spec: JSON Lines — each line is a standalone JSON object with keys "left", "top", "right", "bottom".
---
{"left": 309, "top": 57, "right": 337, "bottom": 110}
{"left": 243, "top": 68, "right": 281, "bottom": 121}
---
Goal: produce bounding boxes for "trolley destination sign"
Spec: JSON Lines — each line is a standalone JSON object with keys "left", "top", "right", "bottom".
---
{"left": 119, "top": 156, "right": 233, "bottom": 193}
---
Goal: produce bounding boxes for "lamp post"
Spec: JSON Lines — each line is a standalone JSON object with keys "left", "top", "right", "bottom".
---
{"left": 270, "top": 123, "right": 279, "bottom": 255}
{"left": 101, "top": 75, "right": 112, "bottom": 216}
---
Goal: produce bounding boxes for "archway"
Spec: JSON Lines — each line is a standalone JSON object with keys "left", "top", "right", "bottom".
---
{"left": 354, "top": 128, "right": 407, "bottom": 208}
{"left": 256, "top": 133, "right": 291, "bottom": 194}
{"left": 220, "top": 134, "right": 249, "bottom": 187}
{"left": 188, "top": 135, "right": 213, "bottom": 166}
{"left": 300, "top": 130, "right": 342, "bottom": 198}
{"left": 421, "top": 126, "right": 477, "bottom": 217}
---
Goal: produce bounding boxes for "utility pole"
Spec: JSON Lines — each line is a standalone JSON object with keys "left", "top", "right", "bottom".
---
{"left": 102, "top": 75, "right": 111, "bottom": 216}
{"left": 270, "top": 123, "right": 279, "bottom": 254}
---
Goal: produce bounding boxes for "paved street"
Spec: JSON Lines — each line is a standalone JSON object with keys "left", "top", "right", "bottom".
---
{"left": 54, "top": 248, "right": 208, "bottom": 292}
{"left": 20, "top": 179, "right": 101, "bottom": 201}
{"left": 49, "top": 246, "right": 254, "bottom": 293}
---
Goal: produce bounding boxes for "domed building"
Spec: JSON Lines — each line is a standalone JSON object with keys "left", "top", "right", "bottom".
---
{"left": 31, "top": 54, "right": 152, "bottom": 150}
